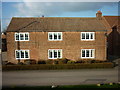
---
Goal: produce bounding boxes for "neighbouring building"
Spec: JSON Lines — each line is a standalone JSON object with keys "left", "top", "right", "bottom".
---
{"left": 6, "top": 11, "right": 111, "bottom": 64}
{"left": 1, "top": 33, "right": 7, "bottom": 52}
{"left": 102, "top": 16, "right": 120, "bottom": 57}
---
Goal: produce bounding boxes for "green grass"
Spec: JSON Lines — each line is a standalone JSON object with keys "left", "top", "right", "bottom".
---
{"left": 2, "top": 84, "right": 120, "bottom": 90}
{"left": 59, "top": 84, "right": 120, "bottom": 88}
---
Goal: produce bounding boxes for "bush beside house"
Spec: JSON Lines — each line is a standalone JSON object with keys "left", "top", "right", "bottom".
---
{"left": 2, "top": 58, "right": 114, "bottom": 70}
{"left": 3, "top": 58, "right": 110, "bottom": 65}
{"left": 2, "top": 63, "right": 114, "bottom": 71}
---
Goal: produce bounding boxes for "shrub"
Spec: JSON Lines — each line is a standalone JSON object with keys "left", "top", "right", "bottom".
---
{"left": 46, "top": 60, "right": 54, "bottom": 64}
{"left": 91, "top": 60, "right": 96, "bottom": 63}
{"left": 5, "top": 62, "right": 15, "bottom": 65}
{"left": 93, "top": 60, "right": 104, "bottom": 63}
{"left": 38, "top": 60, "right": 46, "bottom": 64}
{"left": 83, "top": 60, "right": 100, "bottom": 63}
{"left": 24, "top": 59, "right": 36, "bottom": 65}
{"left": 17, "top": 62, "right": 24, "bottom": 65}
{"left": 67, "top": 61, "right": 75, "bottom": 64}
{"left": 2, "top": 61, "right": 114, "bottom": 70}
{"left": 2, "top": 61, "right": 8, "bottom": 65}
{"left": 76, "top": 60, "right": 85, "bottom": 63}
{"left": 76, "top": 60, "right": 107, "bottom": 64}
{"left": 2, "top": 63, "right": 114, "bottom": 71}
{"left": 58, "top": 58, "right": 69, "bottom": 64}
{"left": 53, "top": 60, "right": 59, "bottom": 64}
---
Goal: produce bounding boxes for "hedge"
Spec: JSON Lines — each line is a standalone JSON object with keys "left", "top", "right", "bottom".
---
{"left": 2, "top": 63, "right": 114, "bottom": 71}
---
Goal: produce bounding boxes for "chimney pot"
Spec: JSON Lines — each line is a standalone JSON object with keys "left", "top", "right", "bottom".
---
{"left": 96, "top": 10, "right": 102, "bottom": 20}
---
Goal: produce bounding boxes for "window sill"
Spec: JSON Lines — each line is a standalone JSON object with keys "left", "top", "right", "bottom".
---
{"left": 16, "top": 58, "right": 30, "bottom": 60}
{"left": 48, "top": 58, "right": 62, "bottom": 59}
{"left": 15, "top": 40, "right": 29, "bottom": 41}
{"left": 81, "top": 40, "right": 95, "bottom": 41}
{"left": 81, "top": 57, "right": 95, "bottom": 59}
{"left": 48, "top": 40, "right": 63, "bottom": 41}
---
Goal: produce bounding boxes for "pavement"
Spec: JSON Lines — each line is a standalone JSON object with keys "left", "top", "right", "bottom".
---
{"left": 2, "top": 67, "right": 119, "bottom": 87}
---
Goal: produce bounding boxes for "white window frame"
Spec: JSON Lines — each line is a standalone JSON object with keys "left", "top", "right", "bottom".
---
{"left": 48, "top": 32, "right": 62, "bottom": 41}
{"left": 81, "top": 49, "right": 95, "bottom": 58}
{"left": 15, "top": 50, "right": 30, "bottom": 59}
{"left": 48, "top": 49, "right": 62, "bottom": 59}
{"left": 81, "top": 32, "right": 95, "bottom": 41}
{"left": 15, "top": 32, "right": 29, "bottom": 41}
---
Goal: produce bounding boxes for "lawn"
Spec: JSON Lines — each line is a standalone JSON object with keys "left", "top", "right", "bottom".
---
{"left": 2, "top": 84, "right": 120, "bottom": 90}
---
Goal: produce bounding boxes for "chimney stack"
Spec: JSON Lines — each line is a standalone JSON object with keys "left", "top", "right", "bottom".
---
{"left": 42, "top": 15, "right": 44, "bottom": 17}
{"left": 96, "top": 10, "right": 102, "bottom": 20}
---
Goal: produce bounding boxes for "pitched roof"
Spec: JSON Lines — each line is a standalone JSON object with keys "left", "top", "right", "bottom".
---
{"left": 7, "top": 17, "right": 107, "bottom": 32}
{"left": 103, "top": 16, "right": 120, "bottom": 28}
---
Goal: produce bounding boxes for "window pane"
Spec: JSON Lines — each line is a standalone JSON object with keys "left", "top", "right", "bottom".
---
{"left": 86, "top": 33, "right": 89, "bottom": 39}
{"left": 49, "top": 33, "right": 52, "bottom": 40}
{"left": 21, "top": 51, "right": 24, "bottom": 58}
{"left": 25, "top": 34, "right": 28, "bottom": 40}
{"left": 91, "top": 50, "right": 94, "bottom": 57}
{"left": 86, "top": 50, "right": 89, "bottom": 57}
{"left": 90, "top": 33, "right": 93, "bottom": 39}
{"left": 20, "top": 34, "right": 24, "bottom": 40}
{"left": 58, "top": 33, "right": 61, "bottom": 39}
{"left": 82, "top": 50, "right": 85, "bottom": 57}
{"left": 16, "top": 34, "right": 19, "bottom": 40}
{"left": 82, "top": 33, "right": 85, "bottom": 39}
{"left": 58, "top": 50, "right": 61, "bottom": 58}
{"left": 54, "top": 50, "right": 57, "bottom": 58}
{"left": 16, "top": 51, "right": 20, "bottom": 58}
{"left": 54, "top": 33, "right": 57, "bottom": 40}
{"left": 25, "top": 51, "right": 29, "bottom": 58}
{"left": 49, "top": 50, "right": 52, "bottom": 58}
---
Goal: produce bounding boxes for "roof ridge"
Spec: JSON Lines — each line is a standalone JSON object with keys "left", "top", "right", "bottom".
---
{"left": 12, "top": 17, "right": 96, "bottom": 19}
{"left": 103, "top": 15, "right": 120, "bottom": 17}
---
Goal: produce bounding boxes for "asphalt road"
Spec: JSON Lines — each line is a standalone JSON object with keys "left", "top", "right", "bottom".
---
{"left": 2, "top": 68, "right": 118, "bottom": 86}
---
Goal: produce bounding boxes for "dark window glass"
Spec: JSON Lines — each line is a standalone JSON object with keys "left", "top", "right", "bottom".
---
{"left": 58, "top": 33, "right": 61, "bottom": 39}
{"left": 25, "top": 34, "right": 28, "bottom": 40}
{"left": 20, "top": 34, "right": 24, "bottom": 40}
{"left": 90, "top": 33, "right": 93, "bottom": 39}
{"left": 49, "top": 33, "right": 52, "bottom": 40}
{"left": 82, "top": 33, "right": 85, "bottom": 39}
{"left": 16, "top": 34, "right": 19, "bottom": 40}
{"left": 86, "top": 33, "right": 89, "bottom": 39}
{"left": 25, "top": 51, "right": 29, "bottom": 58}
{"left": 58, "top": 50, "right": 61, "bottom": 58}
{"left": 49, "top": 50, "right": 52, "bottom": 58}
{"left": 54, "top": 50, "right": 57, "bottom": 58}
{"left": 82, "top": 50, "right": 85, "bottom": 57}
{"left": 86, "top": 50, "right": 89, "bottom": 57}
{"left": 54, "top": 33, "right": 57, "bottom": 40}
{"left": 16, "top": 51, "right": 20, "bottom": 58}
{"left": 21, "top": 51, "right": 24, "bottom": 58}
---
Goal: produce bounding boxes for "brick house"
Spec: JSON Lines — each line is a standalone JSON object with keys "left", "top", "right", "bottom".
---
{"left": 6, "top": 11, "right": 107, "bottom": 64}
{"left": 102, "top": 16, "right": 120, "bottom": 57}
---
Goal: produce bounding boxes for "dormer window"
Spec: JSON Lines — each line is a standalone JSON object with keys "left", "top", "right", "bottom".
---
{"left": 15, "top": 32, "right": 29, "bottom": 41}
{"left": 48, "top": 32, "right": 62, "bottom": 41}
{"left": 81, "top": 32, "right": 95, "bottom": 41}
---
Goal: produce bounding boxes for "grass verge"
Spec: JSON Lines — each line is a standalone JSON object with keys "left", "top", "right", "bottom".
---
{"left": 2, "top": 84, "right": 120, "bottom": 90}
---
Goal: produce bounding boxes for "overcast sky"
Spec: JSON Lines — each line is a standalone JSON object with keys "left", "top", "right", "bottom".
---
{"left": 1, "top": 0, "right": 119, "bottom": 31}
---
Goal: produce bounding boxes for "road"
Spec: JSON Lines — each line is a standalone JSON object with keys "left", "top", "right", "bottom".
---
{"left": 2, "top": 68, "right": 118, "bottom": 86}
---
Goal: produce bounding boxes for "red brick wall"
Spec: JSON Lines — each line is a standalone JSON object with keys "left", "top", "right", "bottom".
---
{"left": 7, "top": 31, "right": 107, "bottom": 63}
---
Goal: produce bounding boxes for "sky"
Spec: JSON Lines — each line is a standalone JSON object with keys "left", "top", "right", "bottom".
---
{"left": 1, "top": 0, "right": 120, "bottom": 32}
